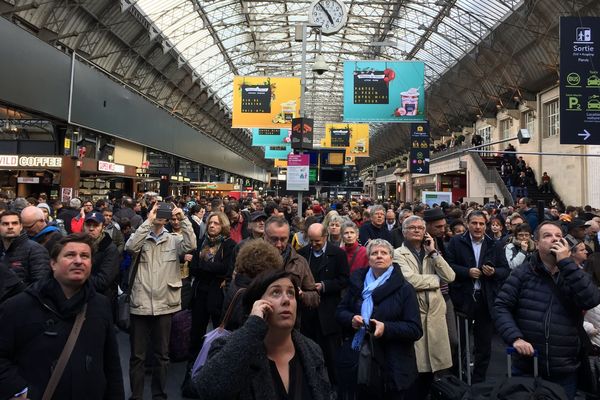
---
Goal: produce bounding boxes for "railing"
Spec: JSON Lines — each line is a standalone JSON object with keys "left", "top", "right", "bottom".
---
{"left": 469, "top": 152, "right": 514, "bottom": 206}
{"left": 375, "top": 166, "right": 399, "bottom": 178}
{"left": 430, "top": 143, "right": 470, "bottom": 160}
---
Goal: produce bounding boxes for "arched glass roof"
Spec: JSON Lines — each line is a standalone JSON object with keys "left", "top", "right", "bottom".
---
{"left": 134, "top": 0, "right": 522, "bottom": 141}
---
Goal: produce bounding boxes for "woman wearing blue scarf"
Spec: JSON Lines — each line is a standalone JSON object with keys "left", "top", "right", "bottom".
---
{"left": 336, "top": 239, "right": 422, "bottom": 399}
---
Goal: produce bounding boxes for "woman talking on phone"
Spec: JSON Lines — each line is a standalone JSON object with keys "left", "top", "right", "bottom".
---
{"left": 393, "top": 216, "right": 456, "bottom": 399}
{"left": 194, "top": 270, "right": 332, "bottom": 399}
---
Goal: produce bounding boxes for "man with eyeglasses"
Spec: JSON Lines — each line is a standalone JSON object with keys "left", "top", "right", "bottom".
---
{"left": 264, "top": 216, "right": 319, "bottom": 309}
{"left": 0, "top": 211, "right": 49, "bottom": 286}
{"left": 446, "top": 210, "right": 509, "bottom": 383}
{"left": 20, "top": 206, "right": 63, "bottom": 255}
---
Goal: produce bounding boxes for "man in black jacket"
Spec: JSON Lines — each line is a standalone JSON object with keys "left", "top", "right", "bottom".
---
{"left": 495, "top": 221, "right": 600, "bottom": 399}
{"left": 298, "top": 223, "right": 349, "bottom": 384}
{"left": 83, "top": 212, "right": 119, "bottom": 300}
{"left": 446, "top": 210, "right": 509, "bottom": 383}
{"left": 359, "top": 205, "right": 392, "bottom": 245}
{"left": 0, "top": 233, "right": 124, "bottom": 400}
{"left": 0, "top": 211, "right": 49, "bottom": 285}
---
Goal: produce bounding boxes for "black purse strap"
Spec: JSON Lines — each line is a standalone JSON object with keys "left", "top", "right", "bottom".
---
{"left": 219, "top": 288, "right": 246, "bottom": 329}
{"left": 125, "top": 251, "right": 142, "bottom": 298}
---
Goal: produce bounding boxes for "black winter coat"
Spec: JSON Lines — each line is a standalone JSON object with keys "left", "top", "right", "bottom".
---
{"left": 298, "top": 243, "right": 349, "bottom": 336}
{"left": 336, "top": 265, "right": 423, "bottom": 391}
{"left": 0, "top": 233, "right": 49, "bottom": 285}
{"left": 190, "top": 236, "right": 236, "bottom": 315}
{"left": 358, "top": 222, "right": 393, "bottom": 245}
{"left": 0, "top": 278, "right": 124, "bottom": 400}
{"left": 494, "top": 254, "right": 600, "bottom": 377}
{"left": 446, "top": 232, "right": 509, "bottom": 317}
{"left": 91, "top": 233, "right": 120, "bottom": 298}
{"left": 194, "top": 316, "right": 331, "bottom": 400}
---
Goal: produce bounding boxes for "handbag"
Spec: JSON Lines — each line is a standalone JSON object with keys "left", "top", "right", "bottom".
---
{"left": 42, "top": 304, "right": 87, "bottom": 400}
{"left": 356, "top": 330, "right": 386, "bottom": 396}
{"left": 117, "top": 251, "right": 141, "bottom": 331}
{"left": 191, "top": 288, "right": 246, "bottom": 377}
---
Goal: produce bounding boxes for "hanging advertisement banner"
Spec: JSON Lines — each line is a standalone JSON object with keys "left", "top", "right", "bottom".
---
{"left": 291, "top": 118, "right": 314, "bottom": 150}
{"left": 264, "top": 144, "right": 292, "bottom": 160}
{"left": 343, "top": 61, "right": 425, "bottom": 123}
{"left": 409, "top": 122, "right": 430, "bottom": 174}
{"left": 251, "top": 128, "right": 291, "bottom": 146}
{"left": 274, "top": 159, "right": 288, "bottom": 168}
{"left": 287, "top": 154, "right": 310, "bottom": 191}
{"left": 559, "top": 16, "right": 600, "bottom": 144}
{"left": 323, "top": 123, "right": 370, "bottom": 157}
{"left": 345, "top": 155, "right": 356, "bottom": 166}
{"left": 232, "top": 77, "right": 301, "bottom": 128}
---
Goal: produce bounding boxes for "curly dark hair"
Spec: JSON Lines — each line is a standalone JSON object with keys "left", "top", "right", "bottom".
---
{"left": 234, "top": 239, "right": 283, "bottom": 278}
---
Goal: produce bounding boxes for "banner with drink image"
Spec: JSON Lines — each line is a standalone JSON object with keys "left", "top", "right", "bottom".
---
{"left": 343, "top": 61, "right": 425, "bottom": 122}
{"left": 232, "top": 76, "right": 301, "bottom": 128}
{"left": 323, "top": 123, "right": 370, "bottom": 157}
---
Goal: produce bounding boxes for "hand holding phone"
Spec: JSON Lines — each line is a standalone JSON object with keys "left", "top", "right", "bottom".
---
{"left": 250, "top": 299, "right": 273, "bottom": 320}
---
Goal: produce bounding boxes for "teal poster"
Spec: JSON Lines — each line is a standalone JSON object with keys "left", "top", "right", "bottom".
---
{"left": 343, "top": 61, "right": 425, "bottom": 122}
{"left": 251, "top": 128, "right": 291, "bottom": 146}
{"left": 264, "top": 144, "right": 292, "bottom": 159}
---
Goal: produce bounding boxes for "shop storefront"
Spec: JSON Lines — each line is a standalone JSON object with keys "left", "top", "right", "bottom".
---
{"left": 0, "top": 155, "right": 63, "bottom": 199}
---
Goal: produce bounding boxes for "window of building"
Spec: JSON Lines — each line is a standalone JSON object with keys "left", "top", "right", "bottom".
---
{"left": 524, "top": 111, "right": 535, "bottom": 136}
{"left": 543, "top": 100, "right": 559, "bottom": 138}
{"left": 500, "top": 118, "right": 512, "bottom": 139}
{"left": 478, "top": 126, "right": 492, "bottom": 153}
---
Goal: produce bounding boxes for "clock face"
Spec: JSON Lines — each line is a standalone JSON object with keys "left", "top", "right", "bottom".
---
{"left": 308, "top": 0, "right": 348, "bottom": 35}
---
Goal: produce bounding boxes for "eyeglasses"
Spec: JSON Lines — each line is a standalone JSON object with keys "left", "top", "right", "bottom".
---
{"left": 265, "top": 235, "right": 288, "bottom": 244}
{"left": 405, "top": 226, "right": 425, "bottom": 231}
{"left": 22, "top": 219, "right": 42, "bottom": 229}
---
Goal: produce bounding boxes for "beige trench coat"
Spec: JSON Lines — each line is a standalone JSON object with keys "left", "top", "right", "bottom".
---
{"left": 393, "top": 244, "right": 456, "bottom": 373}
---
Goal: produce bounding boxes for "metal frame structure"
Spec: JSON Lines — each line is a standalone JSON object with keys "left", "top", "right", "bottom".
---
{"left": 1, "top": 0, "right": 599, "bottom": 171}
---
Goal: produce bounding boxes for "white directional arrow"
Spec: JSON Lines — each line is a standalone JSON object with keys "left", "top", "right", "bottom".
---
{"left": 578, "top": 129, "right": 591, "bottom": 140}
{"left": 417, "top": 167, "right": 423, "bottom": 172}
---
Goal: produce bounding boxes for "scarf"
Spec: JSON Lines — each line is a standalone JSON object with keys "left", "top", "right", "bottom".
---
{"left": 200, "top": 234, "right": 225, "bottom": 262}
{"left": 352, "top": 266, "right": 394, "bottom": 350}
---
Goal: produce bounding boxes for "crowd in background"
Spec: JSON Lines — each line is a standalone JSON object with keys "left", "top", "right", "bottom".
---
{"left": 0, "top": 190, "right": 599, "bottom": 399}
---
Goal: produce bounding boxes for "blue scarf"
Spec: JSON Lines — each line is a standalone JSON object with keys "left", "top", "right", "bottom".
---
{"left": 351, "top": 266, "right": 394, "bottom": 350}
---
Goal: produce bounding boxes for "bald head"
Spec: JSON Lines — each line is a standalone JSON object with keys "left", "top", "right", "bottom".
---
{"left": 21, "top": 206, "right": 46, "bottom": 236}
{"left": 308, "top": 223, "right": 327, "bottom": 252}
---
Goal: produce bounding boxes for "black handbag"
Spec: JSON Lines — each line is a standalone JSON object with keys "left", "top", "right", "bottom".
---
{"left": 356, "top": 331, "right": 386, "bottom": 396}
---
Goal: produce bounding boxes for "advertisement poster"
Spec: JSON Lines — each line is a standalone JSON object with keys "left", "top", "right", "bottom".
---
{"left": 345, "top": 155, "right": 356, "bottom": 166}
{"left": 251, "top": 128, "right": 291, "bottom": 146}
{"left": 323, "top": 123, "right": 370, "bottom": 157}
{"left": 232, "top": 77, "right": 301, "bottom": 128}
{"left": 264, "top": 144, "right": 292, "bottom": 160}
{"left": 422, "top": 191, "right": 452, "bottom": 207}
{"left": 291, "top": 118, "right": 314, "bottom": 150}
{"left": 560, "top": 17, "right": 600, "bottom": 144}
{"left": 409, "top": 122, "right": 430, "bottom": 174}
{"left": 343, "top": 61, "right": 425, "bottom": 122}
{"left": 274, "top": 159, "right": 288, "bottom": 168}
{"left": 287, "top": 154, "right": 310, "bottom": 191}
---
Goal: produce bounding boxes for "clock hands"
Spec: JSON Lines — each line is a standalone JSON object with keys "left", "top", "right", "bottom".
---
{"left": 317, "top": 1, "right": 334, "bottom": 25}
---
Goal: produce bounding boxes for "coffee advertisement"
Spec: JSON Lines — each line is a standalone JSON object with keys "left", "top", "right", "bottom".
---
{"left": 232, "top": 76, "right": 301, "bottom": 128}
{"left": 343, "top": 61, "right": 425, "bottom": 123}
{"left": 264, "top": 144, "right": 292, "bottom": 160}
{"left": 251, "top": 128, "right": 291, "bottom": 146}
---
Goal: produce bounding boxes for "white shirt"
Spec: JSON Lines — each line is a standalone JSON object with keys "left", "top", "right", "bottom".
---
{"left": 470, "top": 234, "right": 483, "bottom": 290}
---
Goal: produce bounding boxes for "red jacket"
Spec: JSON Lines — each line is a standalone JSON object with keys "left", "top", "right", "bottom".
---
{"left": 342, "top": 241, "right": 369, "bottom": 274}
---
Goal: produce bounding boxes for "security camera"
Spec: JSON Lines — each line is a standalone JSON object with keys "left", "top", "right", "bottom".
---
{"left": 312, "top": 54, "right": 328, "bottom": 75}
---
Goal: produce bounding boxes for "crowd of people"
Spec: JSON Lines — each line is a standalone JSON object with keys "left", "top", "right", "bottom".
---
{"left": 0, "top": 191, "right": 599, "bottom": 400}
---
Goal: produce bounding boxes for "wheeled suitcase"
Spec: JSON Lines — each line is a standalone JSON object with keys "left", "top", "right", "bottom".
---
{"left": 431, "top": 311, "right": 471, "bottom": 399}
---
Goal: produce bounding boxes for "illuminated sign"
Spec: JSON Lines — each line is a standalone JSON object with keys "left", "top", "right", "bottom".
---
{"left": 0, "top": 155, "right": 62, "bottom": 168}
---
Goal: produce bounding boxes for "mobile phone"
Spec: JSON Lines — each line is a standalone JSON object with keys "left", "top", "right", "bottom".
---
{"left": 156, "top": 202, "right": 173, "bottom": 219}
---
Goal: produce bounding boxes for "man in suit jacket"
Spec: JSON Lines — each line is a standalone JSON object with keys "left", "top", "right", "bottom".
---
{"left": 446, "top": 211, "right": 509, "bottom": 383}
{"left": 298, "top": 223, "right": 349, "bottom": 384}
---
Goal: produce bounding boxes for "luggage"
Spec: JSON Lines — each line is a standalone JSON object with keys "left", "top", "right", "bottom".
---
{"left": 431, "top": 374, "right": 470, "bottom": 400}
{"left": 466, "top": 348, "right": 568, "bottom": 400}
{"left": 431, "top": 312, "right": 471, "bottom": 399}
{"left": 169, "top": 309, "right": 192, "bottom": 362}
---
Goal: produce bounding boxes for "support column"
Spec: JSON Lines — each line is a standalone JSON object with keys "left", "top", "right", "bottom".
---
{"left": 60, "top": 156, "right": 80, "bottom": 199}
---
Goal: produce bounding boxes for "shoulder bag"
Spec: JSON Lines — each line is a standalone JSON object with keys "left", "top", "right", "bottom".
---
{"left": 117, "top": 251, "right": 141, "bottom": 331}
{"left": 42, "top": 304, "right": 87, "bottom": 400}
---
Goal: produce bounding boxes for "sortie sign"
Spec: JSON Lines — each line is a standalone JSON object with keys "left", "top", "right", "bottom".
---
{"left": 0, "top": 155, "right": 62, "bottom": 168}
